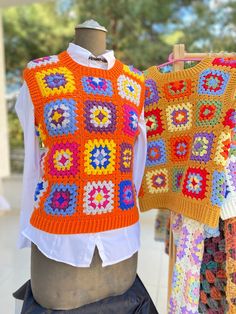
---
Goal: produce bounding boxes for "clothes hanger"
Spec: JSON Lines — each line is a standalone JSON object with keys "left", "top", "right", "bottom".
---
{"left": 157, "top": 51, "right": 236, "bottom": 69}
{"left": 157, "top": 52, "right": 204, "bottom": 69}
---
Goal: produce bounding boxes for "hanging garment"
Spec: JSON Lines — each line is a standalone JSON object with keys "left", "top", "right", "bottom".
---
{"left": 199, "top": 219, "right": 228, "bottom": 313}
{"left": 168, "top": 215, "right": 205, "bottom": 313}
{"left": 15, "top": 43, "right": 147, "bottom": 267}
{"left": 224, "top": 217, "right": 236, "bottom": 313}
{"left": 154, "top": 209, "right": 170, "bottom": 242}
{"left": 139, "top": 57, "right": 236, "bottom": 227}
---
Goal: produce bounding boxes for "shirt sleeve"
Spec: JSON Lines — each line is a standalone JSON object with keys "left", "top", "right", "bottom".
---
{"left": 221, "top": 127, "right": 236, "bottom": 220}
{"left": 15, "top": 81, "right": 41, "bottom": 249}
{"left": 133, "top": 107, "right": 147, "bottom": 196}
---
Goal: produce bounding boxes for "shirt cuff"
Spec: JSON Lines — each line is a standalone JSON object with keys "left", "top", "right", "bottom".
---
{"left": 221, "top": 195, "right": 236, "bottom": 220}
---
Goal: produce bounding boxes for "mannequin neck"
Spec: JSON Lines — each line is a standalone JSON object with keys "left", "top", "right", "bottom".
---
{"left": 73, "top": 28, "right": 107, "bottom": 56}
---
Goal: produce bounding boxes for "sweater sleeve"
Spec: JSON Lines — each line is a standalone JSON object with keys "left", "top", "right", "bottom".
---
{"left": 221, "top": 127, "right": 236, "bottom": 220}
{"left": 15, "top": 81, "right": 41, "bottom": 249}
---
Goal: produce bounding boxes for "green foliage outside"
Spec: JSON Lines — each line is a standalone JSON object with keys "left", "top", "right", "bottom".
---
{"left": 2, "top": 0, "right": 236, "bottom": 171}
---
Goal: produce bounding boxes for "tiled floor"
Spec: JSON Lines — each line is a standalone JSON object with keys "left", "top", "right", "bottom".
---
{"left": 0, "top": 210, "right": 168, "bottom": 314}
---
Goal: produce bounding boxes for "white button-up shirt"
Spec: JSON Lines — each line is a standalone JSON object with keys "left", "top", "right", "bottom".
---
{"left": 15, "top": 42, "right": 147, "bottom": 267}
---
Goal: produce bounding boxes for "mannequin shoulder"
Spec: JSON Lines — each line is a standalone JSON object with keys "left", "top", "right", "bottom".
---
{"left": 25, "top": 54, "right": 59, "bottom": 70}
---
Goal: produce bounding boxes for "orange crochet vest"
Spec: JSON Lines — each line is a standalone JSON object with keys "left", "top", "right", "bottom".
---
{"left": 23, "top": 51, "right": 145, "bottom": 234}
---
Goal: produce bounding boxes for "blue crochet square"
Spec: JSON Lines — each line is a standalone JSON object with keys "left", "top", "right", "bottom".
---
{"left": 119, "top": 180, "right": 135, "bottom": 210}
{"left": 211, "top": 171, "right": 226, "bottom": 206}
{"left": 44, "top": 98, "right": 77, "bottom": 136}
{"left": 44, "top": 183, "right": 77, "bottom": 216}
{"left": 145, "top": 79, "right": 159, "bottom": 106}
{"left": 146, "top": 139, "right": 166, "bottom": 166}
{"left": 81, "top": 76, "right": 113, "bottom": 96}
{"left": 198, "top": 69, "right": 230, "bottom": 96}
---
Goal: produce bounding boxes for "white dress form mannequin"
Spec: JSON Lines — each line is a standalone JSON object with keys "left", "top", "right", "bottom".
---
{"left": 31, "top": 20, "right": 138, "bottom": 310}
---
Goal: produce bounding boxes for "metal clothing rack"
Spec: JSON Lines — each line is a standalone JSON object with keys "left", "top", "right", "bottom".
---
{"left": 166, "top": 44, "right": 236, "bottom": 309}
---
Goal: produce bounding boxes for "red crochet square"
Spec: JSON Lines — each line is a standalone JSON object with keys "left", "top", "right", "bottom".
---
{"left": 169, "top": 136, "right": 191, "bottom": 162}
{"left": 182, "top": 167, "right": 208, "bottom": 200}
{"left": 163, "top": 79, "right": 192, "bottom": 100}
{"left": 145, "top": 107, "right": 164, "bottom": 137}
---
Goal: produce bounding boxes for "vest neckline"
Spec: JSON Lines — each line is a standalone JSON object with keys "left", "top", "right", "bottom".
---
{"left": 148, "top": 57, "right": 213, "bottom": 80}
{"left": 58, "top": 50, "right": 124, "bottom": 77}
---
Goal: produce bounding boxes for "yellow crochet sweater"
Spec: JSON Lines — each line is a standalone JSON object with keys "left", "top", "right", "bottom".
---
{"left": 138, "top": 57, "right": 236, "bottom": 227}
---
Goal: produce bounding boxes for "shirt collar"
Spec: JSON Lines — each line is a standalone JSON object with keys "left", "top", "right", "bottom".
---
{"left": 67, "top": 42, "right": 115, "bottom": 68}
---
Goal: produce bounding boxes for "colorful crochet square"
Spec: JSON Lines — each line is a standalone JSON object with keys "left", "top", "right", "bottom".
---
{"left": 44, "top": 98, "right": 77, "bottom": 136}
{"left": 119, "top": 180, "right": 135, "bottom": 210}
{"left": 182, "top": 167, "right": 208, "bottom": 200}
{"left": 123, "top": 65, "right": 144, "bottom": 81}
{"left": 196, "top": 100, "right": 222, "bottom": 127}
{"left": 170, "top": 136, "right": 191, "bottom": 162}
{"left": 211, "top": 171, "right": 226, "bottom": 206}
{"left": 145, "top": 79, "right": 159, "bottom": 106}
{"left": 198, "top": 69, "right": 229, "bottom": 95}
{"left": 120, "top": 143, "right": 133, "bottom": 172}
{"left": 81, "top": 76, "right": 113, "bottom": 96}
{"left": 117, "top": 74, "right": 141, "bottom": 106}
{"left": 212, "top": 57, "right": 236, "bottom": 68}
{"left": 145, "top": 107, "right": 164, "bottom": 137}
{"left": 163, "top": 79, "right": 192, "bottom": 100}
{"left": 84, "top": 100, "right": 116, "bottom": 133}
{"left": 227, "top": 158, "right": 236, "bottom": 192}
{"left": 214, "top": 132, "right": 231, "bottom": 166}
{"left": 183, "top": 270, "right": 201, "bottom": 309}
{"left": 230, "top": 129, "right": 236, "bottom": 157}
{"left": 36, "top": 123, "right": 46, "bottom": 142}
{"left": 44, "top": 183, "right": 77, "bottom": 216}
{"left": 146, "top": 168, "right": 169, "bottom": 193}
{"left": 166, "top": 103, "right": 192, "bottom": 132}
{"left": 176, "top": 224, "right": 190, "bottom": 261}
{"left": 172, "top": 168, "right": 184, "bottom": 192}
{"left": 223, "top": 109, "right": 236, "bottom": 129}
{"left": 123, "top": 105, "right": 139, "bottom": 136}
{"left": 84, "top": 139, "right": 116, "bottom": 175}
{"left": 169, "top": 217, "right": 205, "bottom": 314}
{"left": 190, "top": 132, "right": 215, "bottom": 163}
{"left": 171, "top": 263, "right": 185, "bottom": 296}
{"left": 48, "top": 142, "right": 79, "bottom": 177}
{"left": 27, "top": 55, "right": 59, "bottom": 69}
{"left": 83, "top": 180, "right": 114, "bottom": 215}
{"left": 34, "top": 180, "right": 48, "bottom": 208}
{"left": 36, "top": 67, "right": 76, "bottom": 97}
{"left": 146, "top": 139, "right": 166, "bottom": 166}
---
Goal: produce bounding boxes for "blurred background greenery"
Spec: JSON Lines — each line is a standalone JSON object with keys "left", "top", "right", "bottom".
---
{"left": 3, "top": 0, "right": 236, "bottom": 172}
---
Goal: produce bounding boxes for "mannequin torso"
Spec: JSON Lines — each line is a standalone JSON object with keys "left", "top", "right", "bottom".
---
{"left": 31, "top": 21, "right": 138, "bottom": 310}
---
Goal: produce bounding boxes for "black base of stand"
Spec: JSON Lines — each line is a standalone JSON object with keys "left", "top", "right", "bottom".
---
{"left": 13, "top": 275, "right": 159, "bottom": 314}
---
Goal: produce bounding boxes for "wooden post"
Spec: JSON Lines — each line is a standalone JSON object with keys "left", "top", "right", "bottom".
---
{"left": 167, "top": 44, "right": 185, "bottom": 310}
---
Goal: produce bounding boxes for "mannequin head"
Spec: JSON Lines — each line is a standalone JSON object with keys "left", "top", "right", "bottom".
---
{"left": 74, "top": 20, "right": 107, "bottom": 56}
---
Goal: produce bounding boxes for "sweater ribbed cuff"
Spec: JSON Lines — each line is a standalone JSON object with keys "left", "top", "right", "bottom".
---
{"left": 221, "top": 196, "right": 236, "bottom": 220}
